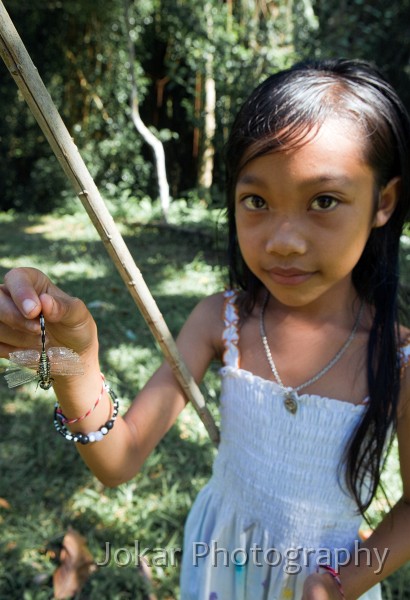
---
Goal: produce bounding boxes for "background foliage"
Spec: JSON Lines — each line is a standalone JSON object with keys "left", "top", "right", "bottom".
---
{"left": 3, "top": 0, "right": 409, "bottom": 214}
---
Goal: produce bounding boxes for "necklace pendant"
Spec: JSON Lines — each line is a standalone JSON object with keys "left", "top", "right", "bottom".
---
{"left": 284, "top": 391, "right": 298, "bottom": 414}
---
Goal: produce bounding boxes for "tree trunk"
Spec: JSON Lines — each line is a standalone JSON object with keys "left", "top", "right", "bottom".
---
{"left": 124, "top": 0, "right": 170, "bottom": 220}
{"left": 197, "top": 3, "right": 216, "bottom": 192}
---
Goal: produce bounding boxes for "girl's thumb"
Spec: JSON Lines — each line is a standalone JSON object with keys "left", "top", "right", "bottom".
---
{"left": 38, "top": 292, "right": 80, "bottom": 325}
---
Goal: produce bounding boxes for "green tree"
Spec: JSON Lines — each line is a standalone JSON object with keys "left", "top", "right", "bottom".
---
{"left": 304, "top": 0, "right": 410, "bottom": 108}
{"left": 0, "top": 0, "right": 153, "bottom": 212}
{"left": 1, "top": 0, "right": 357, "bottom": 213}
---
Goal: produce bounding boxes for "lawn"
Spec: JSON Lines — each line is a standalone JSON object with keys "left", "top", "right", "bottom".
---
{"left": 0, "top": 200, "right": 409, "bottom": 598}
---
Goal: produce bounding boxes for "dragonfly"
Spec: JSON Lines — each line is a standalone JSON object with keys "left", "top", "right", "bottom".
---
{"left": 4, "top": 313, "right": 84, "bottom": 390}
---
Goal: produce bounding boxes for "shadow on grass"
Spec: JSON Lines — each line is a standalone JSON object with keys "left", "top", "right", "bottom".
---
{"left": 0, "top": 213, "right": 225, "bottom": 285}
{"left": 0, "top": 213, "right": 226, "bottom": 343}
{"left": 73, "top": 426, "right": 214, "bottom": 599}
{"left": 0, "top": 212, "right": 220, "bottom": 598}
{"left": 0, "top": 386, "right": 214, "bottom": 598}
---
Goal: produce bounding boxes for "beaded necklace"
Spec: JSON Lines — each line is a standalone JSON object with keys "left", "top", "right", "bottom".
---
{"left": 259, "top": 291, "right": 364, "bottom": 414}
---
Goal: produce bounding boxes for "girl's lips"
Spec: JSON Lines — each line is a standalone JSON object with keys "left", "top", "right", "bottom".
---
{"left": 268, "top": 268, "right": 314, "bottom": 286}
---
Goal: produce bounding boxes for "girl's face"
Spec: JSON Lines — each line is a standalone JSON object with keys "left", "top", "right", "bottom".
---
{"left": 234, "top": 118, "right": 398, "bottom": 310}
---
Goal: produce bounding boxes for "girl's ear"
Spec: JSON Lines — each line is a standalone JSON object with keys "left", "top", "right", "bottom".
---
{"left": 373, "top": 176, "right": 401, "bottom": 228}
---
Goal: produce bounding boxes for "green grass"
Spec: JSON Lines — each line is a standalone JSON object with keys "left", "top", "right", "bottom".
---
{"left": 0, "top": 200, "right": 223, "bottom": 599}
{"left": 0, "top": 200, "right": 409, "bottom": 598}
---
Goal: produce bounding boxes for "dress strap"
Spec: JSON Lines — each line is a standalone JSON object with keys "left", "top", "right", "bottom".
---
{"left": 222, "top": 290, "right": 240, "bottom": 368}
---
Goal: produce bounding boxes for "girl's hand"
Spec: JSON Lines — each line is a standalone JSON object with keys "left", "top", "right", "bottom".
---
{"left": 302, "top": 572, "right": 344, "bottom": 599}
{"left": 0, "top": 267, "right": 97, "bottom": 359}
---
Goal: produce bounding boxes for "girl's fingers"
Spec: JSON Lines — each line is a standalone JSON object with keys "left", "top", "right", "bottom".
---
{"left": 1, "top": 268, "right": 97, "bottom": 355}
{"left": 0, "top": 342, "right": 30, "bottom": 358}
{"left": 0, "top": 321, "right": 41, "bottom": 349}
{"left": 2, "top": 267, "right": 85, "bottom": 327}
{"left": 0, "top": 283, "right": 39, "bottom": 333}
{"left": 302, "top": 573, "right": 339, "bottom": 599}
{"left": 38, "top": 291, "right": 89, "bottom": 327}
{"left": 3, "top": 267, "right": 47, "bottom": 318}
{"left": 37, "top": 291, "right": 98, "bottom": 354}
{"left": 0, "top": 337, "right": 41, "bottom": 360}
{"left": 0, "top": 296, "right": 42, "bottom": 359}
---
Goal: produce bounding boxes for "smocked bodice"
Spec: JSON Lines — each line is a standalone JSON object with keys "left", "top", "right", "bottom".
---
{"left": 213, "top": 365, "right": 366, "bottom": 551}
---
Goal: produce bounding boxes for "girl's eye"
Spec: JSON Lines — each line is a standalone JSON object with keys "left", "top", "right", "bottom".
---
{"left": 242, "top": 195, "right": 267, "bottom": 210}
{"left": 310, "top": 196, "right": 339, "bottom": 211}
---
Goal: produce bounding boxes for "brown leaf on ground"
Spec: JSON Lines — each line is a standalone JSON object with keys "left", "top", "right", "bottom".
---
{"left": 0, "top": 498, "right": 11, "bottom": 509}
{"left": 53, "top": 527, "right": 96, "bottom": 599}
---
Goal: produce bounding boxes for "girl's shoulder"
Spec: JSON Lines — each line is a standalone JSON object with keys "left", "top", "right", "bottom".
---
{"left": 187, "top": 291, "right": 230, "bottom": 359}
{"left": 195, "top": 290, "right": 229, "bottom": 316}
{"left": 194, "top": 289, "right": 243, "bottom": 319}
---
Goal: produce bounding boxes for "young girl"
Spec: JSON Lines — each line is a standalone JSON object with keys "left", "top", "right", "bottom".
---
{"left": 1, "top": 59, "right": 410, "bottom": 600}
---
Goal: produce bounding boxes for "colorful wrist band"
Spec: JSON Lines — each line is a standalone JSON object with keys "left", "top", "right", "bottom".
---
{"left": 56, "top": 373, "right": 105, "bottom": 425}
{"left": 53, "top": 383, "right": 119, "bottom": 444}
{"left": 317, "top": 565, "right": 345, "bottom": 599}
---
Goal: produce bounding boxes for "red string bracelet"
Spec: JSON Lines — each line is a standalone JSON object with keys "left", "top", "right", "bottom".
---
{"left": 53, "top": 383, "right": 118, "bottom": 444}
{"left": 317, "top": 565, "right": 345, "bottom": 599}
{"left": 55, "top": 373, "right": 105, "bottom": 425}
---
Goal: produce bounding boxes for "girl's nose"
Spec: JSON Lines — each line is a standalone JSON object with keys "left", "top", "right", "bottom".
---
{"left": 265, "top": 217, "right": 307, "bottom": 256}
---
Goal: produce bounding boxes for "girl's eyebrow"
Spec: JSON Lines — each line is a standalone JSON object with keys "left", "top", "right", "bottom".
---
{"left": 236, "top": 172, "right": 355, "bottom": 187}
{"left": 236, "top": 174, "right": 269, "bottom": 186}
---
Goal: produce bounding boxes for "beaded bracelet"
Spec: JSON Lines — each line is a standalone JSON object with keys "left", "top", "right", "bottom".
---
{"left": 55, "top": 373, "right": 105, "bottom": 425}
{"left": 317, "top": 565, "right": 345, "bottom": 599}
{"left": 53, "top": 383, "right": 119, "bottom": 445}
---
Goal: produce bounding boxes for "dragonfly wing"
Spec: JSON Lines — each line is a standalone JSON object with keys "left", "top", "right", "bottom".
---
{"left": 8, "top": 350, "right": 40, "bottom": 369}
{"left": 4, "top": 367, "right": 37, "bottom": 388}
{"left": 47, "top": 347, "right": 85, "bottom": 376}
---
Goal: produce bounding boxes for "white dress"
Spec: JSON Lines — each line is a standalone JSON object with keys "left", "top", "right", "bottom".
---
{"left": 180, "top": 291, "right": 408, "bottom": 599}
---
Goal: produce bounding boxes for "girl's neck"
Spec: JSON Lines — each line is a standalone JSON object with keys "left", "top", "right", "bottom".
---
{"left": 259, "top": 278, "right": 366, "bottom": 334}
{"left": 238, "top": 280, "right": 370, "bottom": 405}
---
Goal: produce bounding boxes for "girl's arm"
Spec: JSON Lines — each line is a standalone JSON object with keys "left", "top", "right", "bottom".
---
{"left": 71, "top": 294, "right": 222, "bottom": 487}
{"left": 303, "top": 368, "right": 410, "bottom": 600}
{"left": 0, "top": 267, "right": 223, "bottom": 487}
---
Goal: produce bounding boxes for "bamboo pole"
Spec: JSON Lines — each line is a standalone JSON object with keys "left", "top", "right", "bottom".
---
{"left": 0, "top": 2, "right": 220, "bottom": 446}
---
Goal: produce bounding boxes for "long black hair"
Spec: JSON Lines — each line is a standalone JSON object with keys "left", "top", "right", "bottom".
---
{"left": 225, "top": 58, "right": 410, "bottom": 515}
